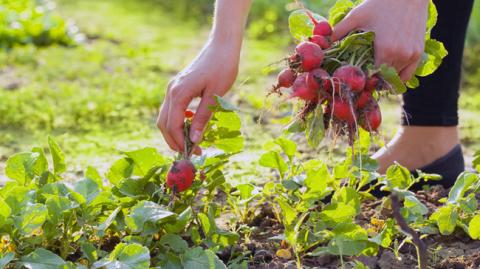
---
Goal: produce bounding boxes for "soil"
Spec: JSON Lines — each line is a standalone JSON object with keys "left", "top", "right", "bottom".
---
{"left": 238, "top": 185, "right": 480, "bottom": 269}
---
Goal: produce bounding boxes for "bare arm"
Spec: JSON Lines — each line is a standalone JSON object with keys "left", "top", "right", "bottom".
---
{"left": 157, "top": 0, "right": 252, "bottom": 154}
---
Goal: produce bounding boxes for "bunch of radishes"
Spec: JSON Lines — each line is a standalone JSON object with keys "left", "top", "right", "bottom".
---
{"left": 272, "top": 11, "right": 388, "bottom": 144}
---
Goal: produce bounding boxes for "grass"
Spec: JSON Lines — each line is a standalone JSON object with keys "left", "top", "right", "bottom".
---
{"left": 1, "top": 0, "right": 480, "bottom": 181}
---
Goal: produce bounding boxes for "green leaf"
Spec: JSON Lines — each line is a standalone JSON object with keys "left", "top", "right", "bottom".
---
{"left": 126, "top": 201, "right": 176, "bottom": 233}
{"left": 0, "top": 198, "right": 12, "bottom": 227}
{"left": 205, "top": 249, "right": 228, "bottom": 269}
{"left": 276, "top": 198, "right": 297, "bottom": 228}
{"left": 415, "top": 39, "right": 447, "bottom": 77}
{"left": 468, "top": 215, "right": 480, "bottom": 240}
{"left": 97, "top": 207, "right": 122, "bottom": 236}
{"left": 425, "top": 0, "right": 438, "bottom": 38}
{"left": 0, "top": 252, "right": 14, "bottom": 268}
{"left": 107, "top": 158, "right": 135, "bottom": 185}
{"left": 332, "top": 187, "right": 361, "bottom": 214}
{"left": 380, "top": 64, "right": 407, "bottom": 94}
{"left": 3, "top": 185, "right": 33, "bottom": 214}
{"left": 274, "top": 137, "right": 297, "bottom": 160}
{"left": 459, "top": 194, "right": 477, "bottom": 213}
{"left": 385, "top": 164, "right": 413, "bottom": 190}
{"left": 85, "top": 166, "right": 103, "bottom": 186}
{"left": 289, "top": 9, "right": 326, "bottom": 41}
{"left": 5, "top": 152, "right": 47, "bottom": 185}
{"left": 93, "top": 243, "right": 150, "bottom": 269}
{"left": 81, "top": 242, "right": 98, "bottom": 264}
{"left": 431, "top": 205, "right": 458, "bottom": 235}
{"left": 19, "top": 249, "right": 67, "bottom": 269}
{"left": 305, "top": 105, "right": 325, "bottom": 148}
{"left": 198, "top": 212, "right": 213, "bottom": 237}
{"left": 115, "top": 178, "right": 147, "bottom": 197}
{"left": 182, "top": 247, "right": 210, "bottom": 269}
{"left": 15, "top": 203, "right": 48, "bottom": 236}
{"left": 327, "top": 223, "right": 369, "bottom": 256}
{"left": 212, "top": 96, "right": 238, "bottom": 112}
{"left": 303, "top": 164, "right": 330, "bottom": 200}
{"left": 447, "top": 172, "right": 478, "bottom": 204}
{"left": 159, "top": 234, "right": 189, "bottom": 253}
{"left": 328, "top": 0, "right": 355, "bottom": 26}
{"left": 202, "top": 110, "right": 244, "bottom": 153}
{"left": 46, "top": 196, "right": 76, "bottom": 223}
{"left": 124, "top": 148, "right": 168, "bottom": 176}
{"left": 319, "top": 202, "right": 357, "bottom": 227}
{"left": 259, "top": 151, "right": 287, "bottom": 175}
{"left": 236, "top": 183, "right": 258, "bottom": 202}
{"left": 73, "top": 178, "right": 100, "bottom": 204}
{"left": 48, "top": 136, "right": 66, "bottom": 174}
{"left": 406, "top": 76, "right": 419, "bottom": 89}
{"left": 404, "top": 195, "right": 428, "bottom": 216}
{"left": 165, "top": 207, "right": 193, "bottom": 234}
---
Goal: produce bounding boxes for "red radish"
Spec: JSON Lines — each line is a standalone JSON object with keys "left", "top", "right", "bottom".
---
{"left": 332, "top": 99, "right": 356, "bottom": 123}
{"left": 185, "top": 110, "right": 195, "bottom": 119}
{"left": 166, "top": 159, "right": 196, "bottom": 192}
{"left": 291, "top": 73, "right": 318, "bottom": 101}
{"left": 295, "top": 41, "right": 324, "bottom": 71}
{"left": 333, "top": 65, "right": 366, "bottom": 92}
{"left": 356, "top": 91, "right": 372, "bottom": 109}
{"left": 365, "top": 75, "right": 383, "bottom": 92}
{"left": 308, "top": 35, "right": 330, "bottom": 49}
{"left": 314, "top": 21, "right": 333, "bottom": 36}
{"left": 361, "top": 104, "right": 382, "bottom": 131}
{"left": 275, "top": 68, "right": 296, "bottom": 90}
{"left": 305, "top": 11, "right": 333, "bottom": 36}
{"left": 306, "top": 68, "right": 329, "bottom": 92}
{"left": 323, "top": 77, "right": 342, "bottom": 94}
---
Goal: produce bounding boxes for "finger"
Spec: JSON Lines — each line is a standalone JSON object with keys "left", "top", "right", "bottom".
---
{"left": 331, "top": 10, "right": 362, "bottom": 41}
{"left": 189, "top": 95, "right": 216, "bottom": 144}
{"left": 374, "top": 43, "right": 394, "bottom": 69}
{"left": 157, "top": 98, "right": 179, "bottom": 151}
{"left": 399, "top": 62, "right": 418, "bottom": 82}
{"left": 166, "top": 87, "right": 194, "bottom": 153}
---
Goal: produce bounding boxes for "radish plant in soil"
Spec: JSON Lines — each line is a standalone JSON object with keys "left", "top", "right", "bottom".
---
{"left": 0, "top": 1, "right": 472, "bottom": 269}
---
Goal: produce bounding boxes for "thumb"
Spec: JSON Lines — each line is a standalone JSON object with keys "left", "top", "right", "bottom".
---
{"left": 331, "top": 11, "right": 361, "bottom": 41}
{"left": 189, "top": 95, "right": 216, "bottom": 144}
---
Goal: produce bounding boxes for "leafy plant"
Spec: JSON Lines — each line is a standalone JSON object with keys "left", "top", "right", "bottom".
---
{"left": 0, "top": 0, "right": 84, "bottom": 49}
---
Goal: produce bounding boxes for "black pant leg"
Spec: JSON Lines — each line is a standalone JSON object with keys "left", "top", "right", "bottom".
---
{"left": 401, "top": 0, "right": 475, "bottom": 126}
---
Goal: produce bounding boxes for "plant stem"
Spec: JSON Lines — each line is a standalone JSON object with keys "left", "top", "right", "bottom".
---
{"left": 390, "top": 194, "right": 428, "bottom": 269}
{"left": 295, "top": 250, "right": 302, "bottom": 269}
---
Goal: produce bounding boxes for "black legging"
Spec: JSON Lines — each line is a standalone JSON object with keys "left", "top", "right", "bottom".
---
{"left": 401, "top": 0, "right": 475, "bottom": 126}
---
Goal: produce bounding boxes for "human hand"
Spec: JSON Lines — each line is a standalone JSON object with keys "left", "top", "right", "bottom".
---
{"left": 332, "top": 0, "right": 429, "bottom": 81}
{"left": 157, "top": 40, "right": 240, "bottom": 154}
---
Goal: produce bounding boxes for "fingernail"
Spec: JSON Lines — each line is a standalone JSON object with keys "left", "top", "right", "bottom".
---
{"left": 190, "top": 130, "right": 202, "bottom": 144}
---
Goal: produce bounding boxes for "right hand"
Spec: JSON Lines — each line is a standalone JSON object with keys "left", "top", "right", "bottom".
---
{"left": 157, "top": 40, "right": 240, "bottom": 154}
{"left": 332, "top": 0, "right": 429, "bottom": 81}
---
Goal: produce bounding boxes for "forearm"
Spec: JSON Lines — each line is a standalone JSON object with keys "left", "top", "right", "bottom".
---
{"left": 210, "top": 0, "right": 252, "bottom": 51}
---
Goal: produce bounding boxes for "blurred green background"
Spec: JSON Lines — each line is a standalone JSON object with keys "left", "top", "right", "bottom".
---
{"left": 0, "top": 0, "right": 479, "bottom": 179}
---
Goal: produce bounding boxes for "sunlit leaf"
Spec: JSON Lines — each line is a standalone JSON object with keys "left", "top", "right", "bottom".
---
{"left": 126, "top": 201, "right": 175, "bottom": 233}
{"left": 430, "top": 205, "right": 458, "bottom": 235}
{"left": 15, "top": 203, "right": 48, "bottom": 236}
{"left": 289, "top": 9, "right": 325, "bottom": 41}
{"left": 92, "top": 243, "right": 150, "bottom": 269}
{"left": 48, "top": 136, "right": 66, "bottom": 174}
{"left": 468, "top": 214, "right": 480, "bottom": 240}
{"left": 19, "top": 248, "right": 67, "bottom": 269}
{"left": 447, "top": 172, "right": 478, "bottom": 204}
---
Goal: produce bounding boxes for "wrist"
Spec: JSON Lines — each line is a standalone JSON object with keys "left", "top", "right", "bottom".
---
{"left": 210, "top": 27, "right": 245, "bottom": 47}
